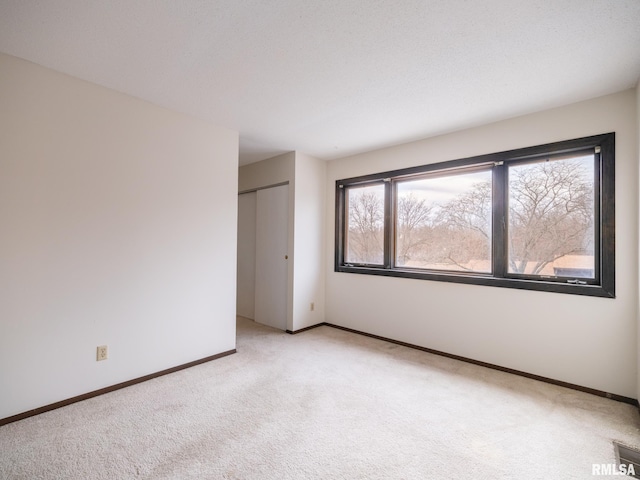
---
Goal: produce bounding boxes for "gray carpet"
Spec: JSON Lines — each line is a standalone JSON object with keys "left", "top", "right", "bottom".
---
{"left": 1, "top": 316, "right": 639, "bottom": 479}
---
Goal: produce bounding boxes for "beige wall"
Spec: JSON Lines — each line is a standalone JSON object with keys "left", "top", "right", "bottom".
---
{"left": 326, "top": 89, "right": 639, "bottom": 398}
{"left": 0, "top": 53, "right": 239, "bottom": 419}
{"left": 293, "top": 152, "right": 326, "bottom": 330}
{"left": 238, "top": 152, "right": 295, "bottom": 193}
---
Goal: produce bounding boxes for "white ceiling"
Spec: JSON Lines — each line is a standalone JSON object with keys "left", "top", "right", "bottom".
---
{"left": 1, "top": 1, "right": 639, "bottom": 165}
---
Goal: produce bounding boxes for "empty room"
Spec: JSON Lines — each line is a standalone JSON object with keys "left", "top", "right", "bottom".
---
{"left": 1, "top": 1, "right": 640, "bottom": 478}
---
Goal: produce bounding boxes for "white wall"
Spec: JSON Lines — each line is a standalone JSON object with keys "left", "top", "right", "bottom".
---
{"left": 238, "top": 151, "right": 326, "bottom": 331}
{"left": 292, "top": 152, "right": 326, "bottom": 331}
{"left": 0, "top": 53, "right": 239, "bottom": 419}
{"left": 326, "top": 89, "right": 638, "bottom": 398}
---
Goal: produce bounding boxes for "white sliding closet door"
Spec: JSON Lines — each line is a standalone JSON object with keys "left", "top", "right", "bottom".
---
{"left": 236, "top": 192, "right": 256, "bottom": 319}
{"left": 254, "top": 185, "right": 288, "bottom": 330}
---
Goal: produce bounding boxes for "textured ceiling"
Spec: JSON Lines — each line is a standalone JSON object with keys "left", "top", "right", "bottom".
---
{"left": 1, "top": 1, "right": 639, "bottom": 165}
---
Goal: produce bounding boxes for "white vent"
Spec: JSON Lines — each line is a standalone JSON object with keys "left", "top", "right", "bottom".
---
{"left": 615, "top": 442, "right": 640, "bottom": 478}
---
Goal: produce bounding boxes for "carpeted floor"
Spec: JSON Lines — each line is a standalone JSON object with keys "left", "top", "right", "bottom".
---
{"left": 1, "top": 316, "right": 639, "bottom": 479}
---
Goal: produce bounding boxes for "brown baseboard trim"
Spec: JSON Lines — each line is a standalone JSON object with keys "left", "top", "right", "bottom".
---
{"left": 286, "top": 323, "right": 326, "bottom": 335}
{"left": 0, "top": 349, "right": 236, "bottom": 427}
{"left": 324, "top": 323, "right": 639, "bottom": 407}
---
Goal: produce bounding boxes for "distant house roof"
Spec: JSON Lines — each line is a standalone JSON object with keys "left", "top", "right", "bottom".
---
{"left": 553, "top": 255, "right": 594, "bottom": 269}
{"left": 400, "top": 254, "right": 593, "bottom": 276}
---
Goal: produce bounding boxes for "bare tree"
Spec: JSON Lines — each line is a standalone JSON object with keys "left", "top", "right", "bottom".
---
{"left": 396, "top": 193, "right": 435, "bottom": 265}
{"left": 433, "top": 158, "right": 593, "bottom": 274}
{"left": 347, "top": 190, "right": 384, "bottom": 264}
{"left": 508, "top": 158, "right": 593, "bottom": 274}
{"left": 439, "top": 181, "right": 491, "bottom": 240}
{"left": 436, "top": 181, "right": 492, "bottom": 271}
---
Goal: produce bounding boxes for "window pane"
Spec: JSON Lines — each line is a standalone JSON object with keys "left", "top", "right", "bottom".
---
{"left": 508, "top": 154, "right": 595, "bottom": 278}
{"left": 345, "top": 184, "right": 384, "bottom": 264}
{"left": 396, "top": 169, "right": 492, "bottom": 273}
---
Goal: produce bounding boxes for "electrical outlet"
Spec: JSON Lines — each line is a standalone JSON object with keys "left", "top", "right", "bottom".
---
{"left": 310, "top": 302, "right": 315, "bottom": 312}
{"left": 96, "top": 345, "right": 108, "bottom": 361}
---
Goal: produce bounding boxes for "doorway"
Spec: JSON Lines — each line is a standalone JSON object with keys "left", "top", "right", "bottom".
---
{"left": 236, "top": 184, "right": 289, "bottom": 331}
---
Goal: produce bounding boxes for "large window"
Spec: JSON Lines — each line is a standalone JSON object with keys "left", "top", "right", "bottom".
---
{"left": 335, "top": 133, "right": 615, "bottom": 297}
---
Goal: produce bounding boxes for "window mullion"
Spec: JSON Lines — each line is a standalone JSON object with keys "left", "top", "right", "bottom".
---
{"left": 383, "top": 178, "right": 392, "bottom": 269}
{"left": 599, "top": 138, "right": 615, "bottom": 295}
{"left": 492, "top": 164, "right": 507, "bottom": 278}
{"left": 593, "top": 148, "right": 602, "bottom": 284}
{"left": 335, "top": 183, "right": 346, "bottom": 270}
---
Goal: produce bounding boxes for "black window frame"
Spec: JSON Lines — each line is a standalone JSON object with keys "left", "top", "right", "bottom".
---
{"left": 335, "top": 133, "right": 615, "bottom": 298}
